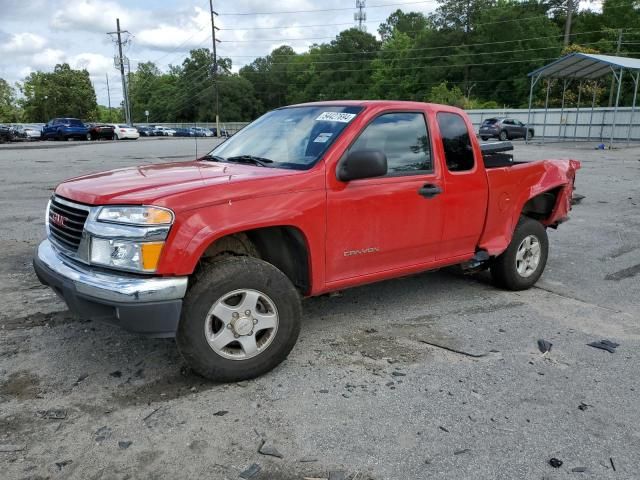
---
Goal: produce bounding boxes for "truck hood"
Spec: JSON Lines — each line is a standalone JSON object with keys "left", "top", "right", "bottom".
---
{"left": 55, "top": 160, "right": 300, "bottom": 207}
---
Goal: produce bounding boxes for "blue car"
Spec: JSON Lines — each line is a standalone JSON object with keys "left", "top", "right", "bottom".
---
{"left": 42, "top": 118, "right": 89, "bottom": 141}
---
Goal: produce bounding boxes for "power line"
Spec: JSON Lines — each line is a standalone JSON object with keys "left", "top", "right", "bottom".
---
{"left": 223, "top": 28, "right": 636, "bottom": 59}
{"left": 218, "top": 0, "right": 437, "bottom": 16}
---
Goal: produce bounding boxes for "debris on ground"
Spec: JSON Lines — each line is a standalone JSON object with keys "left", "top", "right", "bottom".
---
{"left": 258, "top": 439, "right": 283, "bottom": 458}
{"left": 55, "top": 459, "right": 72, "bottom": 470}
{"left": 417, "top": 339, "right": 489, "bottom": 358}
{"left": 364, "top": 328, "right": 377, "bottom": 334}
{"left": 118, "top": 441, "right": 132, "bottom": 449}
{"left": 37, "top": 408, "right": 67, "bottom": 420}
{"left": 571, "top": 466, "right": 587, "bottom": 472}
{"left": 212, "top": 410, "right": 229, "bottom": 416}
{"left": 298, "top": 456, "right": 318, "bottom": 463}
{"left": 73, "top": 373, "right": 89, "bottom": 386}
{"left": 109, "top": 370, "right": 122, "bottom": 378}
{"left": 549, "top": 458, "right": 563, "bottom": 468}
{"left": 571, "top": 193, "right": 585, "bottom": 205}
{"left": 610, "top": 458, "right": 616, "bottom": 471}
{"left": 454, "top": 448, "right": 470, "bottom": 455}
{"left": 239, "top": 463, "right": 261, "bottom": 479}
{"left": 537, "top": 339, "right": 552, "bottom": 354}
{"left": 578, "top": 402, "right": 590, "bottom": 411}
{"left": 439, "top": 426, "right": 449, "bottom": 433}
{"left": 0, "top": 444, "right": 26, "bottom": 452}
{"left": 94, "top": 426, "right": 112, "bottom": 443}
{"left": 391, "top": 371, "right": 406, "bottom": 377}
{"left": 587, "top": 339, "right": 619, "bottom": 353}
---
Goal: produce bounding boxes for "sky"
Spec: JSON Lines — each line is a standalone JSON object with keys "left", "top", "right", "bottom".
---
{"left": 0, "top": 0, "right": 447, "bottom": 107}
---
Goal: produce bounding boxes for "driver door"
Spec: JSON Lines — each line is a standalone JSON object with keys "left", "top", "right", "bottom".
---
{"left": 325, "top": 111, "right": 444, "bottom": 283}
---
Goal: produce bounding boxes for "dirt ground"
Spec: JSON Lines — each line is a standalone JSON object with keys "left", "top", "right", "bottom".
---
{"left": 0, "top": 138, "right": 639, "bottom": 479}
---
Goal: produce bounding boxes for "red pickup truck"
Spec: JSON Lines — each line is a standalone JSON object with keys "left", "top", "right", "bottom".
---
{"left": 34, "top": 101, "right": 580, "bottom": 381}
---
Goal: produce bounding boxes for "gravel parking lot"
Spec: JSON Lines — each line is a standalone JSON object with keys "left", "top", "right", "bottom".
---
{"left": 1, "top": 138, "right": 639, "bottom": 480}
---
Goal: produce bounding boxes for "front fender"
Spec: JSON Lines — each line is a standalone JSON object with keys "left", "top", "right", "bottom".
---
{"left": 156, "top": 190, "right": 326, "bottom": 292}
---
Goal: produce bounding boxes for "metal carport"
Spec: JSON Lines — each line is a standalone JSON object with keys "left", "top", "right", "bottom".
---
{"left": 527, "top": 53, "right": 640, "bottom": 146}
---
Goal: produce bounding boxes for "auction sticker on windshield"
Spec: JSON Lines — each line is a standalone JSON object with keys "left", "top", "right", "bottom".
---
{"left": 316, "top": 112, "right": 357, "bottom": 123}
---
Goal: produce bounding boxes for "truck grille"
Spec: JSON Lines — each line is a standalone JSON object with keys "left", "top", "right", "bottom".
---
{"left": 48, "top": 196, "right": 90, "bottom": 252}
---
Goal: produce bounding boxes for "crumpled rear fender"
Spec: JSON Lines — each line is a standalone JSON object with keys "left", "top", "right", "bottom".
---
{"left": 479, "top": 159, "right": 581, "bottom": 256}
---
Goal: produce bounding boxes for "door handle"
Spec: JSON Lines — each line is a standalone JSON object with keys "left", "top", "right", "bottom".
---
{"left": 418, "top": 183, "right": 442, "bottom": 198}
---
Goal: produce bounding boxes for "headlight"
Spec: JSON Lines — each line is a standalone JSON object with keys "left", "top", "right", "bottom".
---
{"left": 90, "top": 238, "right": 164, "bottom": 272}
{"left": 97, "top": 206, "right": 174, "bottom": 226}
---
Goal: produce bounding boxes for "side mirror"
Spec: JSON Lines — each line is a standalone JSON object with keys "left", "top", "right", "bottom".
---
{"left": 337, "top": 149, "right": 388, "bottom": 182}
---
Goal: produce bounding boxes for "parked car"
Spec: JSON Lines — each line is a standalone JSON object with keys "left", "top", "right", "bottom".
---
{"left": 173, "top": 127, "right": 193, "bottom": 137}
{"left": 86, "top": 123, "right": 115, "bottom": 141}
{"left": 153, "top": 126, "right": 176, "bottom": 136}
{"left": 191, "top": 127, "right": 212, "bottom": 137}
{"left": 479, "top": 117, "right": 534, "bottom": 141}
{"left": 33, "top": 100, "right": 580, "bottom": 382}
{"left": 42, "top": 118, "right": 89, "bottom": 141}
{"left": 136, "top": 126, "right": 155, "bottom": 137}
{"left": 0, "top": 124, "right": 15, "bottom": 143}
{"left": 110, "top": 124, "right": 140, "bottom": 140}
{"left": 12, "top": 124, "right": 42, "bottom": 141}
{"left": 209, "top": 127, "right": 229, "bottom": 137}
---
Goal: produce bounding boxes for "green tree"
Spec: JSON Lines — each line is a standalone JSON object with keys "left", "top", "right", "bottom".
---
{"left": 20, "top": 64, "right": 98, "bottom": 122}
{"left": 0, "top": 78, "right": 20, "bottom": 122}
{"left": 378, "top": 9, "right": 431, "bottom": 41}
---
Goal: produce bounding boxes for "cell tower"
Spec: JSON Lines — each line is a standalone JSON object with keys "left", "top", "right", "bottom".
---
{"left": 354, "top": 0, "right": 366, "bottom": 31}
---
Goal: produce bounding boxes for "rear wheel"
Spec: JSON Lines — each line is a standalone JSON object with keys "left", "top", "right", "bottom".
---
{"left": 177, "top": 256, "right": 302, "bottom": 382}
{"left": 499, "top": 130, "right": 508, "bottom": 141}
{"left": 491, "top": 217, "right": 548, "bottom": 290}
{"left": 527, "top": 130, "right": 534, "bottom": 140}
{"left": 86, "top": 133, "right": 92, "bottom": 141}
{"left": 480, "top": 136, "right": 489, "bottom": 141}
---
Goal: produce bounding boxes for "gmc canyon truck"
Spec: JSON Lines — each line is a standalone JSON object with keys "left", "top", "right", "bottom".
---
{"left": 34, "top": 101, "right": 580, "bottom": 382}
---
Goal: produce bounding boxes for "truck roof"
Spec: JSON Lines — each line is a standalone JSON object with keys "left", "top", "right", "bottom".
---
{"left": 285, "top": 100, "right": 460, "bottom": 112}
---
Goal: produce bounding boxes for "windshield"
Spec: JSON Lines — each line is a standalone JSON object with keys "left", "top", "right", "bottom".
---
{"left": 206, "top": 105, "right": 363, "bottom": 170}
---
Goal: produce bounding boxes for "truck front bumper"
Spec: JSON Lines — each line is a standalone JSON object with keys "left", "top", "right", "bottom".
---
{"left": 33, "top": 239, "right": 188, "bottom": 337}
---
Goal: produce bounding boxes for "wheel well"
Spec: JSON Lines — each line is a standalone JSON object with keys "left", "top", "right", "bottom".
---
{"left": 521, "top": 188, "right": 560, "bottom": 221}
{"left": 200, "top": 226, "right": 311, "bottom": 295}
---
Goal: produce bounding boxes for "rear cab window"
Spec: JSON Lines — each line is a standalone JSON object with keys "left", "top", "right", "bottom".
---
{"left": 436, "top": 112, "right": 475, "bottom": 172}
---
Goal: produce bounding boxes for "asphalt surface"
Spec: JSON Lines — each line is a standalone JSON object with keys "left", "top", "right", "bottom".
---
{"left": 0, "top": 137, "right": 639, "bottom": 480}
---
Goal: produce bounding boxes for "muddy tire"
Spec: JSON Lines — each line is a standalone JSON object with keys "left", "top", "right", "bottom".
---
{"left": 491, "top": 217, "right": 548, "bottom": 291}
{"left": 176, "top": 256, "right": 301, "bottom": 382}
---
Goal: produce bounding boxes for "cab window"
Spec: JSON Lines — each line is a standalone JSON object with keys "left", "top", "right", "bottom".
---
{"left": 437, "top": 112, "right": 475, "bottom": 172}
{"left": 349, "top": 112, "right": 432, "bottom": 174}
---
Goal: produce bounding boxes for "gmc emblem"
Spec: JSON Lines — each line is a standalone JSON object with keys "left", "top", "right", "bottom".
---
{"left": 50, "top": 212, "right": 67, "bottom": 228}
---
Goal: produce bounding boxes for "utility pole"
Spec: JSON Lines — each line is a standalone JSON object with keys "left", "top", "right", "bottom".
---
{"left": 354, "top": 1, "right": 366, "bottom": 31}
{"left": 608, "top": 30, "right": 623, "bottom": 107}
{"left": 563, "top": 0, "right": 573, "bottom": 47}
{"left": 108, "top": 19, "right": 131, "bottom": 125}
{"left": 209, "top": 0, "right": 221, "bottom": 136}
{"left": 106, "top": 74, "right": 112, "bottom": 122}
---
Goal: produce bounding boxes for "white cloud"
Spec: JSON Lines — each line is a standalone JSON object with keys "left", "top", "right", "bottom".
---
{"left": 30, "top": 49, "right": 66, "bottom": 70}
{"left": 0, "top": 33, "right": 47, "bottom": 55}
{"left": 70, "top": 53, "right": 114, "bottom": 77}
{"left": 135, "top": 6, "right": 210, "bottom": 50}
{"left": 50, "top": 0, "right": 143, "bottom": 33}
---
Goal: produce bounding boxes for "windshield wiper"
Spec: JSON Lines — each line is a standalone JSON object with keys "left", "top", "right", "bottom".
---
{"left": 226, "top": 155, "right": 274, "bottom": 167}
{"left": 200, "top": 154, "right": 226, "bottom": 162}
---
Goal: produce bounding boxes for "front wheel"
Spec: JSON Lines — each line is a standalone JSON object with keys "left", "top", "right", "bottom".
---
{"left": 177, "top": 256, "right": 302, "bottom": 382}
{"left": 490, "top": 217, "right": 548, "bottom": 291}
{"left": 499, "top": 130, "right": 508, "bottom": 141}
{"left": 86, "top": 133, "right": 92, "bottom": 141}
{"left": 480, "top": 136, "right": 489, "bottom": 141}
